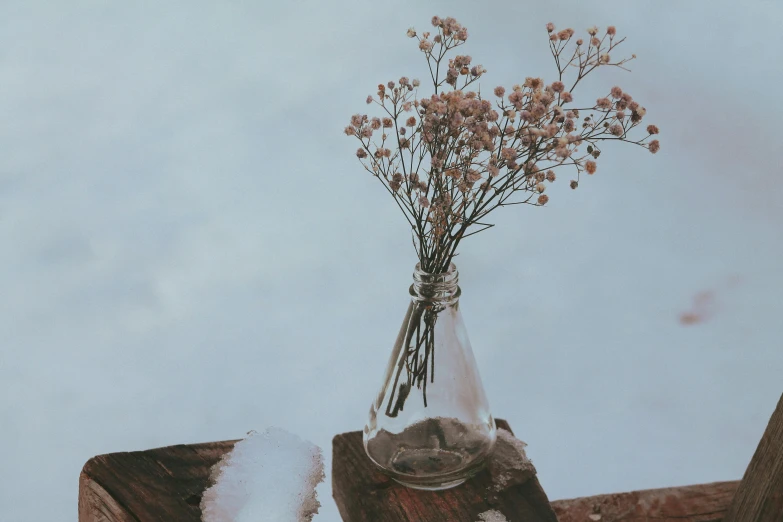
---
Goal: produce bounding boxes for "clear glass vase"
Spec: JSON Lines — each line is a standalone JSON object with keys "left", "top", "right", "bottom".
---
{"left": 363, "top": 262, "right": 496, "bottom": 490}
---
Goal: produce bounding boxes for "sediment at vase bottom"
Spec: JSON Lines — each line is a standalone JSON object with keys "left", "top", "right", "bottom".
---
{"left": 364, "top": 415, "right": 496, "bottom": 490}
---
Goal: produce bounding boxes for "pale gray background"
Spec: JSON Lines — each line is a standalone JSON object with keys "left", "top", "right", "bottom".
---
{"left": 1, "top": 1, "right": 782, "bottom": 521}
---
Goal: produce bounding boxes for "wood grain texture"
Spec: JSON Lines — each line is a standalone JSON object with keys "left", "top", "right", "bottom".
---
{"left": 78, "top": 439, "right": 239, "bottom": 522}
{"left": 332, "top": 419, "right": 559, "bottom": 522}
{"left": 723, "top": 392, "right": 783, "bottom": 522}
{"left": 551, "top": 481, "right": 740, "bottom": 522}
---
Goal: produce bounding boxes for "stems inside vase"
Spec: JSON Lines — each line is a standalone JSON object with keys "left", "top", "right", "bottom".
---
{"left": 385, "top": 305, "right": 440, "bottom": 417}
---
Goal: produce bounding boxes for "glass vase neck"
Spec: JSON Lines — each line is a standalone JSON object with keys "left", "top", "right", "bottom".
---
{"left": 410, "top": 262, "right": 460, "bottom": 305}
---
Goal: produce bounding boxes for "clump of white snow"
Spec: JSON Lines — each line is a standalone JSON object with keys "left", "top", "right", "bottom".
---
{"left": 201, "top": 427, "right": 325, "bottom": 522}
{"left": 476, "top": 509, "right": 509, "bottom": 522}
{"left": 487, "top": 428, "right": 536, "bottom": 492}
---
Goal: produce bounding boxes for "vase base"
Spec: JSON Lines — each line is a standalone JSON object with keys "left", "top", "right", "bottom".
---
{"left": 392, "top": 476, "right": 467, "bottom": 491}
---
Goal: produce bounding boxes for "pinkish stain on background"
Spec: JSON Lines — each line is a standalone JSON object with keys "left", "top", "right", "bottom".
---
{"left": 678, "top": 274, "right": 743, "bottom": 325}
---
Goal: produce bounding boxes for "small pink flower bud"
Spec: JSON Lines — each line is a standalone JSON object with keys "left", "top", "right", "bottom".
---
{"left": 356, "top": 148, "right": 367, "bottom": 158}
{"left": 648, "top": 139, "right": 660, "bottom": 153}
{"left": 537, "top": 194, "right": 549, "bottom": 205}
{"left": 585, "top": 160, "right": 597, "bottom": 174}
{"left": 419, "top": 40, "right": 433, "bottom": 52}
{"left": 407, "top": 28, "right": 416, "bottom": 38}
{"left": 546, "top": 22, "right": 555, "bottom": 33}
{"left": 647, "top": 124, "right": 659, "bottom": 134}
{"left": 607, "top": 25, "right": 616, "bottom": 36}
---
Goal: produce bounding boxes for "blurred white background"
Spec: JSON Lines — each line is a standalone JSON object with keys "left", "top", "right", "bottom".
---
{"left": 1, "top": 1, "right": 781, "bottom": 520}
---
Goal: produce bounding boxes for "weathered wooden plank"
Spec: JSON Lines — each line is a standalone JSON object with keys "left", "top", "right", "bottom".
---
{"left": 551, "top": 480, "right": 740, "bottom": 522}
{"left": 332, "top": 419, "right": 559, "bottom": 522}
{"left": 78, "top": 439, "right": 239, "bottom": 522}
{"left": 723, "top": 392, "right": 783, "bottom": 522}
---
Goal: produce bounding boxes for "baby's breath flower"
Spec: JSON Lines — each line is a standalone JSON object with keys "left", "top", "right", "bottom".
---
{"left": 347, "top": 15, "right": 659, "bottom": 292}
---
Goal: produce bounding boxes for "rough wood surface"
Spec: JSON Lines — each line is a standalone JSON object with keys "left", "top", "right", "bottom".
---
{"left": 723, "top": 392, "right": 783, "bottom": 522}
{"left": 551, "top": 480, "right": 740, "bottom": 522}
{"left": 78, "top": 439, "right": 239, "bottom": 522}
{"left": 332, "top": 419, "right": 559, "bottom": 522}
